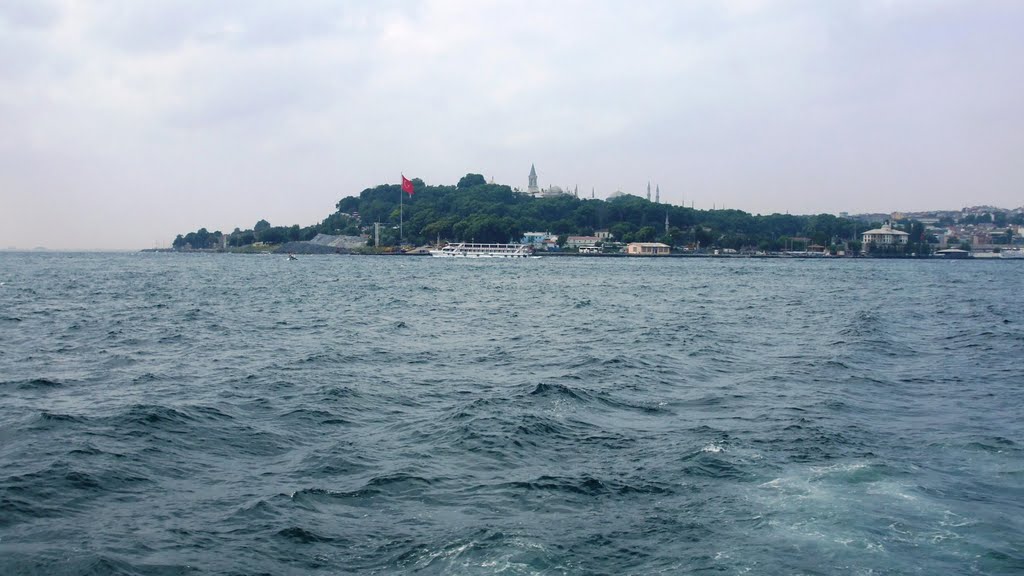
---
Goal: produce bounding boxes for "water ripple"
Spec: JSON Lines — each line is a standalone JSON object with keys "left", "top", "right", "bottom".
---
{"left": 0, "top": 253, "right": 1022, "bottom": 575}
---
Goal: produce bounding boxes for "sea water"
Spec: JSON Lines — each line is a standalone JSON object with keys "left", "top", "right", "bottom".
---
{"left": 1, "top": 252, "right": 1021, "bottom": 575}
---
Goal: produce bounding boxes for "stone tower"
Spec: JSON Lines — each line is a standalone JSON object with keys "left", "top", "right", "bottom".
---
{"left": 528, "top": 164, "right": 540, "bottom": 195}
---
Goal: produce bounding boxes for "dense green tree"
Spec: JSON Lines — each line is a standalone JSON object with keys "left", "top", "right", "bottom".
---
{"left": 694, "top": 226, "right": 714, "bottom": 248}
{"left": 257, "top": 227, "right": 288, "bottom": 244}
{"left": 173, "top": 174, "right": 887, "bottom": 252}
{"left": 609, "top": 222, "right": 634, "bottom": 242}
{"left": 174, "top": 227, "right": 223, "bottom": 250}
{"left": 665, "top": 226, "right": 686, "bottom": 247}
{"left": 634, "top": 226, "right": 657, "bottom": 242}
{"left": 457, "top": 173, "right": 487, "bottom": 189}
{"left": 230, "top": 230, "right": 255, "bottom": 247}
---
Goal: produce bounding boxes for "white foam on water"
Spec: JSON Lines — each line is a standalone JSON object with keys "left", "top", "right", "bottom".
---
{"left": 866, "top": 481, "right": 917, "bottom": 501}
{"left": 414, "top": 540, "right": 475, "bottom": 569}
{"left": 744, "top": 456, "right": 995, "bottom": 574}
{"left": 809, "top": 462, "right": 870, "bottom": 476}
{"left": 749, "top": 460, "right": 898, "bottom": 558}
{"left": 417, "top": 535, "right": 559, "bottom": 575}
{"left": 701, "top": 442, "right": 724, "bottom": 453}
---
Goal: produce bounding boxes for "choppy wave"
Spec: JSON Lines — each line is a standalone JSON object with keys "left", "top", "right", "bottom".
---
{"left": 1, "top": 253, "right": 1022, "bottom": 574}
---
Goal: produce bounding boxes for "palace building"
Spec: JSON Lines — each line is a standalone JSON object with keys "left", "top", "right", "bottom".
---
{"left": 861, "top": 221, "right": 909, "bottom": 253}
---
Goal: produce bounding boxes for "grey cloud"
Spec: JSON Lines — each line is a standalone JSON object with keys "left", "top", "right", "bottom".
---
{"left": 0, "top": 0, "right": 59, "bottom": 29}
{"left": 86, "top": 1, "right": 392, "bottom": 52}
{"left": 2, "top": 0, "right": 1023, "bottom": 249}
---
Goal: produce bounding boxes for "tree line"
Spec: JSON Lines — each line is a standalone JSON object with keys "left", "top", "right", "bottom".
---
{"left": 173, "top": 172, "right": 945, "bottom": 253}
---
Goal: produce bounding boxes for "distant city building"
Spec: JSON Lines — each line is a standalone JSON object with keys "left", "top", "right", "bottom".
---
{"left": 526, "top": 164, "right": 571, "bottom": 198}
{"left": 528, "top": 164, "right": 540, "bottom": 195}
{"left": 926, "top": 227, "right": 949, "bottom": 247}
{"left": 990, "top": 229, "right": 1013, "bottom": 244}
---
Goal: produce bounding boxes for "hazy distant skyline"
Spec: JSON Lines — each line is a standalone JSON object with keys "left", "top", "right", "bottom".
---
{"left": 2, "top": 1, "right": 1022, "bottom": 249}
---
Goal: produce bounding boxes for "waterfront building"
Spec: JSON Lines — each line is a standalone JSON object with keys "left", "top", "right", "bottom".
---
{"left": 936, "top": 248, "right": 970, "bottom": 259}
{"left": 521, "top": 231, "right": 550, "bottom": 248}
{"left": 861, "top": 221, "right": 909, "bottom": 253}
{"left": 626, "top": 242, "right": 670, "bottom": 255}
{"left": 565, "top": 236, "right": 600, "bottom": 249}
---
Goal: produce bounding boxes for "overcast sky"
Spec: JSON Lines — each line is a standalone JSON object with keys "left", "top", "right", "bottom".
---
{"left": 1, "top": 0, "right": 1022, "bottom": 249}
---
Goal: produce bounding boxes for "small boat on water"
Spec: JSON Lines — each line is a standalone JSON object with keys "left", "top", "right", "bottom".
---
{"left": 287, "top": 254, "right": 298, "bottom": 261}
{"left": 428, "top": 242, "right": 535, "bottom": 258}
{"left": 1000, "top": 248, "right": 1024, "bottom": 259}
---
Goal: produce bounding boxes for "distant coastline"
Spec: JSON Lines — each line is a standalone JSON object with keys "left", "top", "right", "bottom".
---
{"left": 165, "top": 173, "right": 1023, "bottom": 259}
{"left": 132, "top": 247, "right": 1024, "bottom": 261}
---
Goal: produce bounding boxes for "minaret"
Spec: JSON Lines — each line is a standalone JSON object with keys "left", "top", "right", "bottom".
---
{"left": 574, "top": 184, "right": 578, "bottom": 198}
{"left": 528, "top": 164, "right": 539, "bottom": 195}
{"left": 655, "top": 184, "right": 660, "bottom": 204}
{"left": 647, "top": 181, "right": 651, "bottom": 202}
{"left": 591, "top": 187, "right": 595, "bottom": 199}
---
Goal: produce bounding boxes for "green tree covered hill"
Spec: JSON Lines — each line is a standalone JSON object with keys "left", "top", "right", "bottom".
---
{"left": 174, "top": 172, "right": 915, "bottom": 253}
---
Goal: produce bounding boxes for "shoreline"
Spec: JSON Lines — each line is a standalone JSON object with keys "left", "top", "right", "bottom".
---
{"left": 126, "top": 248, "right": 1024, "bottom": 261}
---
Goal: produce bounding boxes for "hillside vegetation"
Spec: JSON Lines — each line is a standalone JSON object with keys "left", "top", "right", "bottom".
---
{"left": 174, "top": 173, "right": 896, "bottom": 253}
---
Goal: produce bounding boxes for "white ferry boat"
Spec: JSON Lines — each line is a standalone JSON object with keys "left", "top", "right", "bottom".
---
{"left": 1000, "top": 248, "right": 1024, "bottom": 259}
{"left": 428, "top": 242, "right": 535, "bottom": 258}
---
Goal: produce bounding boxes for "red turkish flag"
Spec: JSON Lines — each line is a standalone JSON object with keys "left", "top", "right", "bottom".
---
{"left": 401, "top": 175, "right": 414, "bottom": 195}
